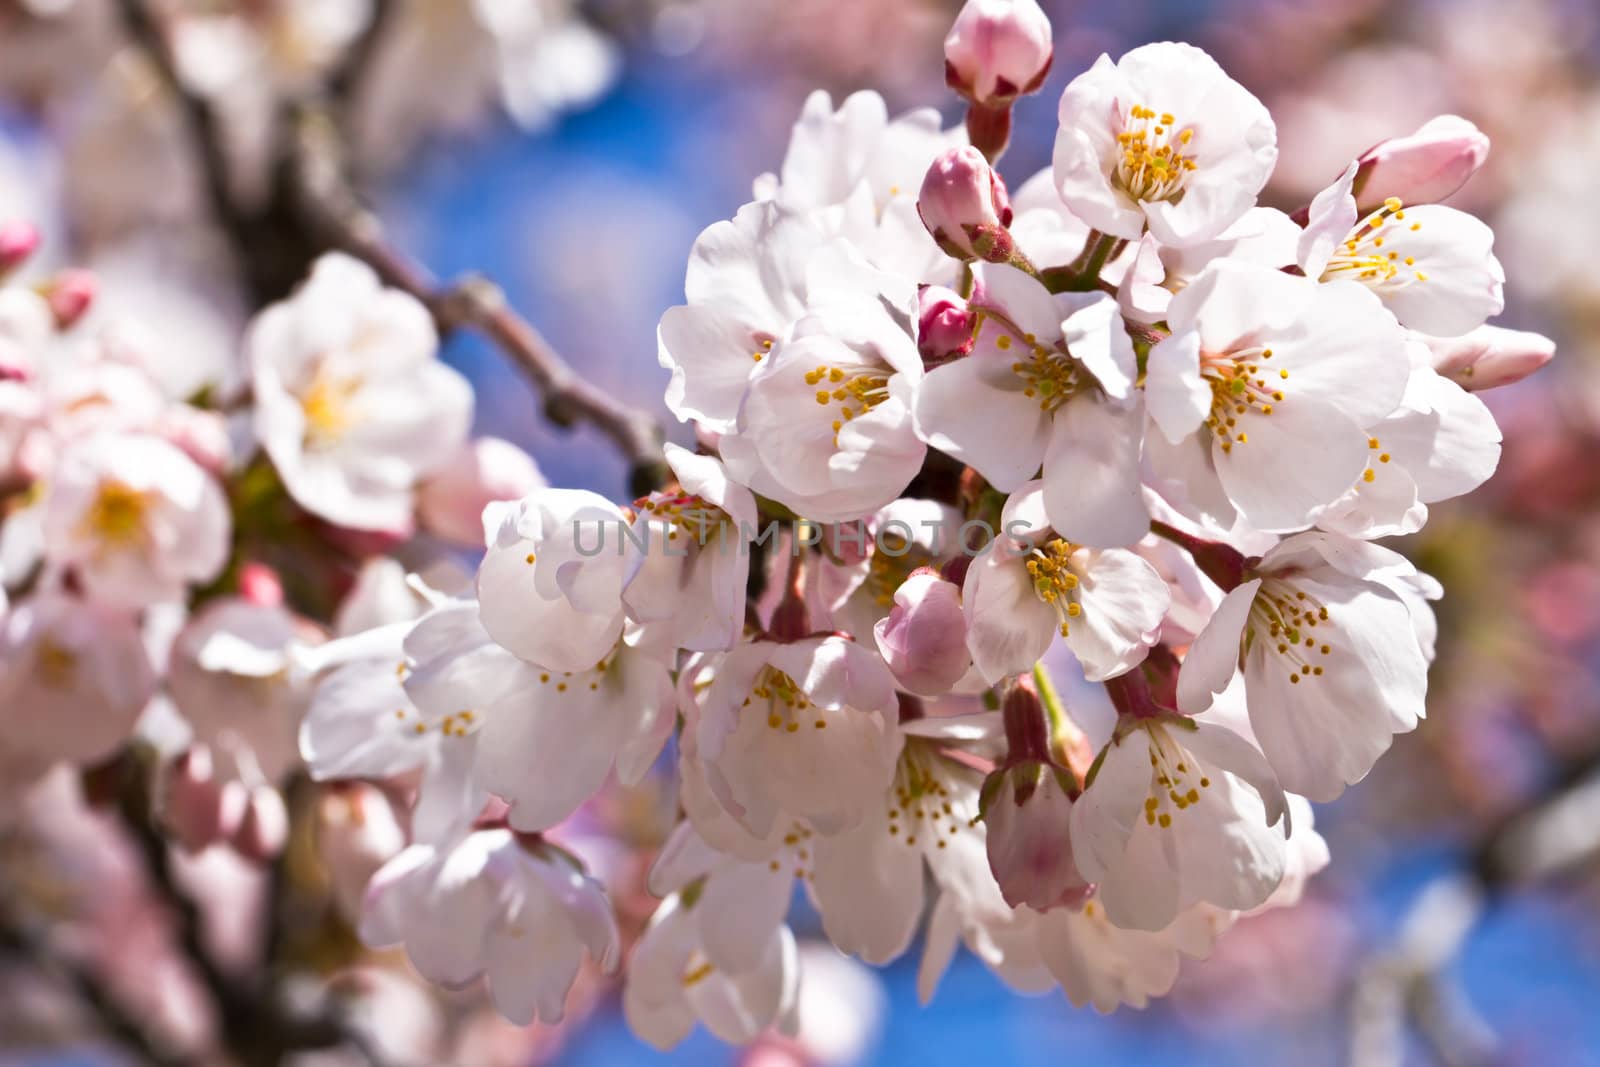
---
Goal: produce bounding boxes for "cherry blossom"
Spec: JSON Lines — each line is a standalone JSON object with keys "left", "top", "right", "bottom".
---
{"left": 963, "top": 482, "right": 1169, "bottom": 683}
{"left": 360, "top": 829, "right": 620, "bottom": 1026}
{"left": 1070, "top": 714, "right": 1288, "bottom": 930}
{"left": 1053, "top": 42, "right": 1277, "bottom": 246}
{"left": 1144, "top": 261, "right": 1410, "bottom": 531}
{"left": 1177, "top": 532, "right": 1434, "bottom": 800}
{"left": 249, "top": 253, "right": 472, "bottom": 531}
{"left": 39, "top": 431, "right": 229, "bottom": 609}
{"left": 913, "top": 262, "right": 1147, "bottom": 546}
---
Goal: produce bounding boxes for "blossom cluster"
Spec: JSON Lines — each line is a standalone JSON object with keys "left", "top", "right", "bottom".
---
{"left": 0, "top": 0, "right": 1558, "bottom": 1053}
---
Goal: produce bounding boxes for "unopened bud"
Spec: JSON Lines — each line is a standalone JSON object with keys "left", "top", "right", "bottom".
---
{"left": 162, "top": 744, "right": 248, "bottom": 853}
{"left": 1353, "top": 115, "right": 1489, "bottom": 211}
{"left": 0, "top": 221, "right": 40, "bottom": 276}
{"left": 874, "top": 569, "right": 971, "bottom": 696}
{"left": 1420, "top": 325, "right": 1554, "bottom": 392}
{"left": 918, "top": 147, "right": 1015, "bottom": 263}
{"left": 233, "top": 785, "right": 290, "bottom": 862}
{"left": 944, "top": 0, "right": 1054, "bottom": 108}
{"left": 982, "top": 761, "right": 1088, "bottom": 911}
{"left": 917, "top": 286, "right": 977, "bottom": 364}
{"left": 41, "top": 268, "right": 96, "bottom": 328}
{"left": 237, "top": 562, "right": 285, "bottom": 607}
{"left": 417, "top": 436, "right": 546, "bottom": 547}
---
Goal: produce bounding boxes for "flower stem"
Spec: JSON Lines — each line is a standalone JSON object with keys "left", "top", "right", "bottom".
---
{"left": 1148, "top": 520, "right": 1250, "bottom": 591}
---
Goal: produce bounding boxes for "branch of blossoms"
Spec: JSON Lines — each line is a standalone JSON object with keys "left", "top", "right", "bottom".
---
{"left": 0, "top": 0, "right": 1567, "bottom": 1058}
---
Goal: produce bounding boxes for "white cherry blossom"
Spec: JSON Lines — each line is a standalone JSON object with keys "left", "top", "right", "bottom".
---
{"left": 39, "top": 431, "right": 229, "bottom": 609}
{"left": 249, "top": 253, "right": 472, "bottom": 531}
{"left": 360, "top": 829, "right": 620, "bottom": 1026}
{"left": 720, "top": 283, "right": 926, "bottom": 524}
{"left": 1299, "top": 162, "right": 1504, "bottom": 337}
{"left": 1071, "top": 715, "right": 1288, "bottom": 931}
{"left": 963, "top": 482, "right": 1169, "bottom": 683}
{"left": 624, "top": 887, "right": 800, "bottom": 1051}
{"left": 624, "top": 444, "right": 758, "bottom": 653}
{"left": 695, "top": 634, "right": 900, "bottom": 839}
{"left": 1144, "top": 261, "right": 1410, "bottom": 532}
{"left": 476, "top": 487, "right": 637, "bottom": 672}
{"left": 913, "top": 262, "right": 1147, "bottom": 546}
{"left": 1177, "top": 531, "right": 1434, "bottom": 800}
{"left": 1053, "top": 43, "right": 1277, "bottom": 247}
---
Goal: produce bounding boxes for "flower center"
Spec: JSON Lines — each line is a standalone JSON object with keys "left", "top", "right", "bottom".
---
{"left": 1141, "top": 724, "right": 1212, "bottom": 828}
{"left": 748, "top": 667, "right": 824, "bottom": 733}
{"left": 887, "top": 743, "right": 966, "bottom": 851}
{"left": 1026, "top": 538, "right": 1085, "bottom": 637}
{"left": 1008, "top": 336, "right": 1085, "bottom": 413}
{"left": 636, "top": 491, "right": 730, "bottom": 548}
{"left": 861, "top": 529, "right": 936, "bottom": 608}
{"left": 1200, "top": 346, "right": 1285, "bottom": 454}
{"left": 300, "top": 369, "right": 362, "bottom": 449}
{"left": 1321, "top": 197, "right": 1429, "bottom": 292}
{"left": 804, "top": 362, "right": 890, "bottom": 443}
{"left": 36, "top": 638, "right": 78, "bottom": 688}
{"left": 83, "top": 480, "right": 152, "bottom": 545}
{"left": 1247, "top": 579, "right": 1334, "bottom": 685}
{"left": 1115, "top": 105, "right": 1198, "bottom": 204}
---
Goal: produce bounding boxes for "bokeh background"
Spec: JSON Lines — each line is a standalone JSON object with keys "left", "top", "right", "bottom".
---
{"left": 5, "top": 0, "right": 1600, "bottom": 1064}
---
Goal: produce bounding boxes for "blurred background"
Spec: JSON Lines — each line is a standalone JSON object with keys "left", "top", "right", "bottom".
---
{"left": 4, "top": 0, "right": 1600, "bottom": 1064}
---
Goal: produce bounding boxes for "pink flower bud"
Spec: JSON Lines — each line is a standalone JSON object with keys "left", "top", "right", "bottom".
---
{"left": 416, "top": 436, "right": 546, "bottom": 546}
{"left": 1420, "top": 325, "right": 1554, "bottom": 391}
{"left": 983, "top": 761, "right": 1089, "bottom": 911}
{"left": 0, "top": 220, "right": 40, "bottom": 276}
{"left": 316, "top": 784, "right": 406, "bottom": 920}
{"left": 1353, "top": 115, "right": 1489, "bottom": 211}
{"left": 873, "top": 569, "right": 971, "bottom": 696}
{"left": 237, "top": 562, "right": 285, "bottom": 607}
{"left": 161, "top": 744, "right": 248, "bottom": 853}
{"left": 918, "top": 147, "right": 1015, "bottom": 263}
{"left": 42, "top": 268, "right": 96, "bottom": 328}
{"left": 918, "top": 285, "right": 976, "bottom": 364}
{"left": 233, "top": 785, "right": 290, "bottom": 862}
{"left": 944, "top": 0, "right": 1054, "bottom": 107}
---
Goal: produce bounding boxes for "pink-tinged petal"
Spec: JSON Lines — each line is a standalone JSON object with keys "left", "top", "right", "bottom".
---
{"left": 1065, "top": 548, "right": 1169, "bottom": 682}
{"left": 913, "top": 348, "right": 1050, "bottom": 491}
{"left": 1214, "top": 395, "right": 1370, "bottom": 532}
{"left": 1145, "top": 331, "right": 1211, "bottom": 445}
{"left": 809, "top": 807, "right": 925, "bottom": 965}
{"left": 963, "top": 543, "right": 1059, "bottom": 683}
{"left": 1297, "top": 162, "right": 1359, "bottom": 278}
{"left": 1176, "top": 578, "right": 1261, "bottom": 714}
{"left": 1058, "top": 291, "right": 1136, "bottom": 402}
{"left": 1040, "top": 397, "right": 1150, "bottom": 548}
